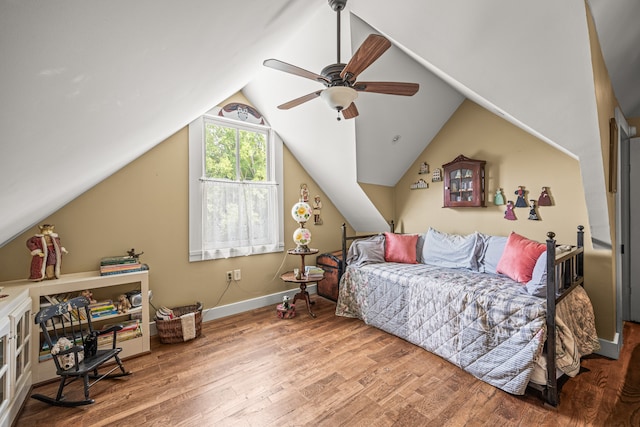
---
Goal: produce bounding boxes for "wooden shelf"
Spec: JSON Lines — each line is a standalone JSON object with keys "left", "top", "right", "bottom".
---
{"left": 7, "top": 270, "right": 151, "bottom": 384}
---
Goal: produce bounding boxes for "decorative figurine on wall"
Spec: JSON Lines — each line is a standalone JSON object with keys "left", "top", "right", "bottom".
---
{"left": 514, "top": 186, "right": 528, "bottom": 207}
{"left": 538, "top": 186, "right": 553, "bottom": 206}
{"left": 432, "top": 168, "right": 442, "bottom": 182}
{"left": 504, "top": 201, "right": 517, "bottom": 220}
{"left": 419, "top": 162, "right": 429, "bottom": 174}
{"left": 494, "top": 188, "right": 505, "bottom": 205}
{"left": 313, "top": 195, "right": 323, "bottom": 225}
{"left": 528, "top": 200, "right": 540, "bottom": 221}
{"left": 410, "top": 179, "right": 429, "bottom": 190}
{"left": 300, "top": 183, "right": 309, "bottom": 203}
{"left": 26, "top": 224, "right": 68, "bottom": 281}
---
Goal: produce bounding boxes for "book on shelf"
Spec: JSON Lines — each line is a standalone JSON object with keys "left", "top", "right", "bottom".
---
{"left": 99, "top": 263, "right": 143, "bottom": 276}
{"left": 100, "top": 255, "right": 138, "bottom": 266}
{"left": 98, "top": 319, "right": 142, "bottom": 345}
{"left": 89, "top": 300, "right": 118, "bottom": 318}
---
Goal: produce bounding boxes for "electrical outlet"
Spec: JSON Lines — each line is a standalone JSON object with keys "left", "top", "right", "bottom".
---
{"left": 233, "top": 269, "right": 241, "bottom": 280}
{"left": 226, "top": 271, "right": 233, "bottom": 281}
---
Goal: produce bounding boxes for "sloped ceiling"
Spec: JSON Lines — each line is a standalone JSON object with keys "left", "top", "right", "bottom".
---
{"left": 0, "top": 0, "right": 635, "bottom": 247}
{"left": 588, "top": 0, "right": 640, "bottom": 118}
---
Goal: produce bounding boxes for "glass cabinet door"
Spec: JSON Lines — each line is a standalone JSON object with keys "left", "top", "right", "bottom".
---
{"left": 443, "top": 155, "right": 486, "bottom": 208}
{"left": 448, "top": 168, "right": 475, "bottom": 203}
{"left": 0, "top": 318, "right": 10, "bottom": 415}
{"left": 10, "top": 298, "right": 31, "bottom": 397}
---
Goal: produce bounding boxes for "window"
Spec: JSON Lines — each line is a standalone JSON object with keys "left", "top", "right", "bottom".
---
{"left": 189, "top": 114, "right": 283, "bottom": 261}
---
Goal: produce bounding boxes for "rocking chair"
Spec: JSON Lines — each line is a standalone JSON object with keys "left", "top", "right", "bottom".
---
{"left": 31, "top": 295, "right": 131, "bottom": 407}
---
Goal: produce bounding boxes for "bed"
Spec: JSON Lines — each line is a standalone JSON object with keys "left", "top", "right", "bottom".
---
{"left": 334, "top": 224, "right": 599, "bottom": 406}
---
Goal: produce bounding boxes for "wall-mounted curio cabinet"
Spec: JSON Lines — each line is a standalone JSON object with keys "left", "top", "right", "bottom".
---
{"left": 442, "top": 155, "right": 486, "bottom": 207}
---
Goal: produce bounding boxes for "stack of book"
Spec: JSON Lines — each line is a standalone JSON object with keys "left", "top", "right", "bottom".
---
{"left": 304, "top": 266, "right": 324, "bottom": 279}
{"left": 89, "top": 300, "right": 118, "bottom": 319}
{"left": 99, "top": 256, "right": 143, "bottom": 276}
{"left": 98, "top": 319, "right": 142, "bottom": 345}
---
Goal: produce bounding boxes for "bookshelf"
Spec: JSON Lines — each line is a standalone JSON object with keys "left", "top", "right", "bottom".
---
{"left": 25, "top": 270, "right": 150, "bottom": 384}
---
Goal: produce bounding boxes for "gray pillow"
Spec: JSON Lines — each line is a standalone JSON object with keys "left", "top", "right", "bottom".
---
{"left": 525, "top": 252, "right": 548, "bottom": 297}
{"left": 422, "top": 228, "right": 480, "bottom": 270}
{"left": 478, "top": 234, "right": 508, "bottom": 274}
{"left": 346, "top": 235, "right": 385, "bottom": 267}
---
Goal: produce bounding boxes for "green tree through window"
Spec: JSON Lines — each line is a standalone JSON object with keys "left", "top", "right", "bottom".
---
{"left": 204, "top": 123, "right": 267, "bottom": 182}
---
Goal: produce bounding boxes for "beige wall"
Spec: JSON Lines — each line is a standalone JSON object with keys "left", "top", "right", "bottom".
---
{"left": 628, "top": 117, "right": 640, "bottom": 131}
{"left": 359, "top": 183, "right": 395, "bottom": 229}
{"left": 0, "top": 98, "right": 349, "bottom": 311}
{"left": 393, "top": 99, "right": 614, "bottom": 339}
{"left": 584, "top": 2, "right": 620, "bottom": 340}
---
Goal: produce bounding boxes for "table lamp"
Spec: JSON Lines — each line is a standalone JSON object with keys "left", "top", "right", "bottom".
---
{"left": 291, "top": 200, "right": 312, "bottom": 253}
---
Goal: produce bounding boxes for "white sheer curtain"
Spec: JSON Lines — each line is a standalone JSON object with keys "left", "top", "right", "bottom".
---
{"left": 201, "top": 179, "right": 279, "bottom": 259}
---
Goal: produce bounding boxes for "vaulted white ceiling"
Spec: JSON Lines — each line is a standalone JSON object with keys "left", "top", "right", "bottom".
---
{"left": 1, "top": 0, "right": 637, "bottom": 247}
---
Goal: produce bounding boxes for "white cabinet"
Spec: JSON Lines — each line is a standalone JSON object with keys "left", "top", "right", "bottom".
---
{"left": 0, "top": 286, "right": 32, "bottom": 427}
{"left": 10, "top": 298, "right": 32, "bottom": 403}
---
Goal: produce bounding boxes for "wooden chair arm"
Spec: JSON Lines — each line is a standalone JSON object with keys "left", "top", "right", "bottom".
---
{"left": 97, "top": 324, "right": 123, "bottom": 335}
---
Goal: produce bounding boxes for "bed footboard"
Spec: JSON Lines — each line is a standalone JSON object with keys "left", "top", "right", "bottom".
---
{"left": 543, "top": 225, "right": 585, "bottom": 406}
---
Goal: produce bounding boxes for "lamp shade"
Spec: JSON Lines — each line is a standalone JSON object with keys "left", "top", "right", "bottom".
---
{"left": 291, "top": 201, "right": 312, "bottom": 224}
{"left": 320, "top": 86, "right": 358, "bottom": 110}
{"left": 292, "top": 227, "right": 312, "bottom": 248}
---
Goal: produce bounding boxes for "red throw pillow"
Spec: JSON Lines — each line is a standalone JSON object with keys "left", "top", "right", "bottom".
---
{"left": 384, "top": 232, "right": 419, "bottom": 264}
{"left": 496, "top": 232, "right": 546, "bottom": 283}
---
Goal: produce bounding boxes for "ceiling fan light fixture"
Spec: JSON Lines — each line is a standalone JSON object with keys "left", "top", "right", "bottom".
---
{"left": 321, "top": 86, "right": 358, "bottom": 111}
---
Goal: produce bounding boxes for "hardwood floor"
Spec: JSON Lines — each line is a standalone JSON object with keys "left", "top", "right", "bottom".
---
{"left": 16, "top": 297, "right": 640, "bottom": 426}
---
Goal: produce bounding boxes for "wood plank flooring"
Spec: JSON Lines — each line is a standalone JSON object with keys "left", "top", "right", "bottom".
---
{"left": 16, "top": 297, "right": 640, "bottom": 426}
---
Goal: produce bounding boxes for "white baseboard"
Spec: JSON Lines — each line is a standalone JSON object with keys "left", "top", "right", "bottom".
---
{"left": 595, "top": 332, "right": 621, "bottom": 360}
{"left": 149, "top": 285, "right": 316, "bottom": 336}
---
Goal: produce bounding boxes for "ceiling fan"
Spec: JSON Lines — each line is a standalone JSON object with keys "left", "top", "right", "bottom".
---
{"left": 263, "top": 0, "right": 419, "bottom": 120}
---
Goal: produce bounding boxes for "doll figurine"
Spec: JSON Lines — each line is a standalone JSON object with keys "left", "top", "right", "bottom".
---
{"left": 300, "top": 183, "right": 309, "bottom": 203}
{"left": 26, "top": 224, "right": 68, "bottom": 281}
{"left": 514, "top": 186, "right": 527, "bottom": 207}
{"left": 504, "top": 201, "right": 517, "bottom": 220}
{"left": 494, "top": 188, "right": 505, "bottom": 205}
{"left": 528, "top": 200, "right": 540, "bottom": 221}
{"left": 538, "top": 186, "right": 552, "bottom": 206}
{"left": 313, "top": 195, "right": 323, "bottom": 225}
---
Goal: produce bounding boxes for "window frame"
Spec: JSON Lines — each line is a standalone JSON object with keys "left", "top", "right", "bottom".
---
{"left": 188, "top": 114, "right": 284, "bottom": 261}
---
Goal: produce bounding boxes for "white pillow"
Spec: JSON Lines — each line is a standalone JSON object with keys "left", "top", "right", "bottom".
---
{"left": 422, "top": 228, "right": 480, "bottom": 270}
{"left": 478, "top": 234, "right": 508, "bottom": 274}
{"left": 525, "top": 252, "right": 548, "bottom": 297}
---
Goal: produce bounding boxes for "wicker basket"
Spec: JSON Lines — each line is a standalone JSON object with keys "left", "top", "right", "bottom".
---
{"left": 155, "top": 302, "right": 203, "bottom": 344}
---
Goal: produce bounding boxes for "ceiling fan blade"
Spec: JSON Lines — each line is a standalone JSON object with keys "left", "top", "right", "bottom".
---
{"left": 342, "top": 102, "right": 359, "bottom": 119}
{"left": 340, "top": 34, "right": 391, "bottom": 83}
{"left": 353, "top": 81, "right": 419, "bottom": 96}
{"left": 263, "top": 59, "right": 329, "bottom": 84}
{"left": 277, "top": 90, "right": 323, "bottom": 110}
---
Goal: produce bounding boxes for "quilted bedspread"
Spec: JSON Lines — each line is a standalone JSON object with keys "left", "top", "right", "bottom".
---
{"left": 335, "top": 262, "right": 599, "bottom": 395}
